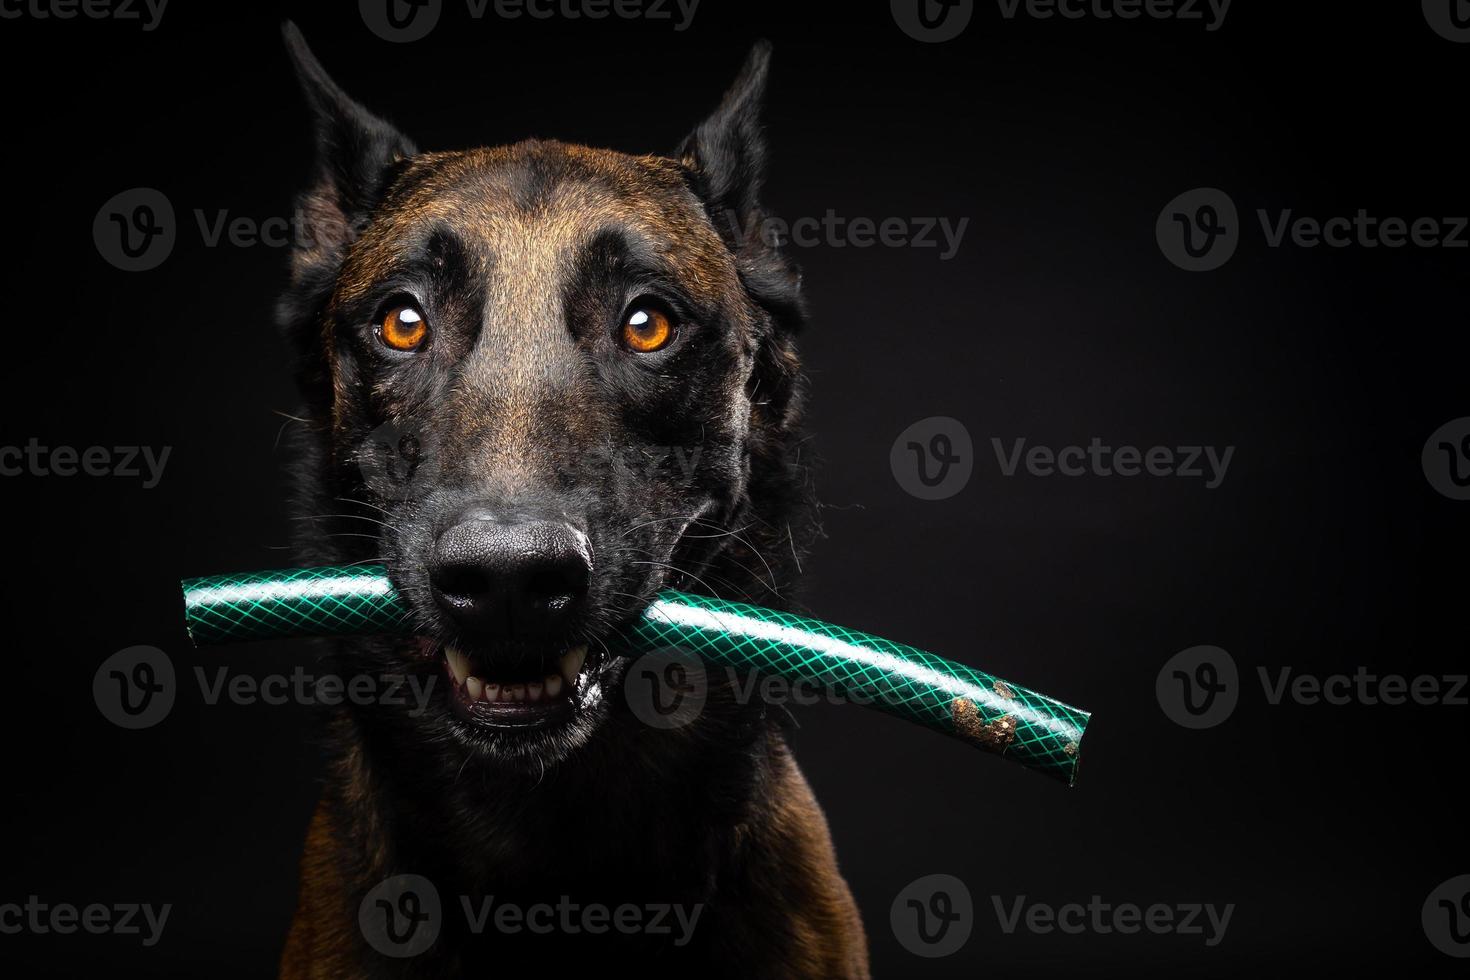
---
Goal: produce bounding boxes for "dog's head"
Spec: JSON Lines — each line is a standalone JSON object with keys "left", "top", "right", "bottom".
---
{"left": 277, "top": 25, "right": 810, "bottom": 770}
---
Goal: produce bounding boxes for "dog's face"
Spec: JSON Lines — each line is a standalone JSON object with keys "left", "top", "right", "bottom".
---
{"left": 279, "top": 28, "right": 807, "bottom": 771}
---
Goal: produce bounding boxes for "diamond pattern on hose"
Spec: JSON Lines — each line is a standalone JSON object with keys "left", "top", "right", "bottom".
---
{"left": 181, "top": 565, "right": 411, "bottom": 645}
{"left": 627, "top": 594, "right": 1089, "bottom": 784}
{"left": 180, "top": 567, "right": 1088, "bottom": 782}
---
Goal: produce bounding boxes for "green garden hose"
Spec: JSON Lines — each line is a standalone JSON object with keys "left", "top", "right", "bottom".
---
{"left": 181, "top": 566, "right": 1090, "bottom": 783}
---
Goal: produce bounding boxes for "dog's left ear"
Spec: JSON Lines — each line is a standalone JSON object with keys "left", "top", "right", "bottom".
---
{"left": 677, "top": 40, "right": 771, "bottom": 228}
{"left": 677, "top": 42, "right": 804, "bottom": 329}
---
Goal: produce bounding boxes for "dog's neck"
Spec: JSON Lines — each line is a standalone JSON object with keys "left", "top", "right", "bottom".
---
{"left": 327, "top": 670, "right": 781, "bottom": 905}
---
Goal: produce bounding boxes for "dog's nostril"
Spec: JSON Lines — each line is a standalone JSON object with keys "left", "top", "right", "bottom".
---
{"left": 436, "top": 567, "right": 491, "bottom": 602}
{"left": 429, "top": 509, "right": 591, "bottom": 637}
{"left": 524, "top": 562, "right": 586, "bottom": 603}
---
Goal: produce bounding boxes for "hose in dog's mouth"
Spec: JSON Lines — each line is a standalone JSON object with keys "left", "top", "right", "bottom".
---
{"left": 179, "top": 565, "right": 1091, "bottom": 784}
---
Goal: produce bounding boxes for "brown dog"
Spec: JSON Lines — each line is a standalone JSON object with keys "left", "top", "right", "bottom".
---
{"left": 272, "top": 23, "right": 868, "bottom": 978}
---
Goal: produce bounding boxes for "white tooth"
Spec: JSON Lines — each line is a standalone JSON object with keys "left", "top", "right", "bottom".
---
{"left": 466, "top": 676, "right": 484, "bottom": 701}
{"left": 559, "top": 645, "right": 588, "bottom": 685}
{"left": 527, "top": 680, "right": 544, "bottom": 702}
{"left": 483, "top": 683, "right": 501, "bottom": 703}
{"left": 544, "top": 674, "right": 563, "bottom": 699}
{"left": 446, "top": 646, "right": 469, "bottom": 685}
{"left": 508, "top": 684, "right": 526, "bottom": 702}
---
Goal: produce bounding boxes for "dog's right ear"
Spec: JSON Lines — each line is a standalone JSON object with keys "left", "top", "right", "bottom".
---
{"left": 281, "top": 21, "right": 415, "bottom": 284}
{"left": 279, "top": 22, "right": 415, "bottom": 400}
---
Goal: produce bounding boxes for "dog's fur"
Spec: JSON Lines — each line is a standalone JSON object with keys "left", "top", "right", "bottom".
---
{"left": 272, "top": 24, "right": 868, "bottom": 978}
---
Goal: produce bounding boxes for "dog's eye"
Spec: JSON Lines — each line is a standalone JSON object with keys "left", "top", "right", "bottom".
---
{"left": 378, "top": 304, "right": 428, "bottom": 352}
{"left": 619, "top": 304, "right": 675, "bottom": 354}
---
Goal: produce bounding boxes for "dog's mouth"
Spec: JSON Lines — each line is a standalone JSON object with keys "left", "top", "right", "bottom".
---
{"left": 437, "top": 641, "right": 606, "bottom": 731}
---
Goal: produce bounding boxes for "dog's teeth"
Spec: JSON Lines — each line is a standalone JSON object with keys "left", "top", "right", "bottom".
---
{"left": 545, "top": 674, "right": 563, "bottom": 699}
{"left": 483, "top": 682, "right": 500, "bottom": 703}
{"left": 527, "top": 680, "right": 544, "bottom": 703}
{"left": 508, "top": 684, "right": 526, "bottom": 702}
{"left": 466, "top": 676, "right": 484, "bottom": 701}
{"left": 559, "top": 645, "right": 588, "bottom": 686}
{"left": 446, "top": 645, "right": 470, "bottom": 685}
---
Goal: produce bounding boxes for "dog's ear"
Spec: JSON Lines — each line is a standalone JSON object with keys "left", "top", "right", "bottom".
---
{"left": 677, "top": 42, "right": 804, "bottom": 330}
{"left": 677, "top": 40, "right": 771, "bottom": 227}
{"left": 279, "top": 22, "right": 416, "bottom": 400}
{"left": 283, "top": 21, "right": 415, "bottom": 261}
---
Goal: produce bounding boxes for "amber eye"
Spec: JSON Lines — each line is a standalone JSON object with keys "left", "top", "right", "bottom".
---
{"left": 378, "top": 304, "right": 428, "bottom": 352}
{"left": 619, "top": 304, "right": 675, "bottom": 353}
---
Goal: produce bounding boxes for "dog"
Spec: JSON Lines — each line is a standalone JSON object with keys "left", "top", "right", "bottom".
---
{"left": 272, "top": 23, "right": 869, "bottom": 979}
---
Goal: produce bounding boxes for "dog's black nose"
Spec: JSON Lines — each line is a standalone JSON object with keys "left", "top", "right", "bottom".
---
{"left": 430, "top": 506, "right": 591, "bottom": 637}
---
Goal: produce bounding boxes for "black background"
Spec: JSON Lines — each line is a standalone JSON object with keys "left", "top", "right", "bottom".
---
{"left": 1, "top": 1, "right": 1466, "bottom": 975}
